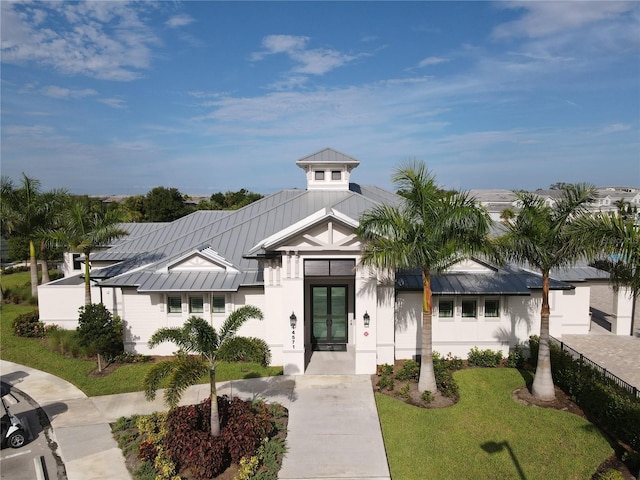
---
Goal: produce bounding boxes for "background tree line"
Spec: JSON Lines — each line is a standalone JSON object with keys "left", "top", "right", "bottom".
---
{"left": 0, "top": 174, "right": 263, "bottom": 298}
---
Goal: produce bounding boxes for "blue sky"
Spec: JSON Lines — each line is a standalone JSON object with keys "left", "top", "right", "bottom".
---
{"left": 2, "top": 1, "right": 639, "bottom": 195}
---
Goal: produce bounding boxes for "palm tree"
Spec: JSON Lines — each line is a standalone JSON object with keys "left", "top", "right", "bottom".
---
{"left": 357, "top": 161, "right": 492, "bottom": 393}
{"left": 143, "top": 306, "right": 264, "bottom": 436}
{"left": 47, "top": 199, "right": 128, "bottom": 304}
{"left": 0, "top": 174, "right": 66, "bottom": 297}
{"left": 497, "top": 184, "right": 596, "bottom": 401}
{"left": 571, "top": 213, "right": 639, "bottom": 336}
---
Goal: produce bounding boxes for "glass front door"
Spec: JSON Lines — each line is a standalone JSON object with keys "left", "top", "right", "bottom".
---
{"left": 311, "top": 285, "right": 347, "bottom": 350}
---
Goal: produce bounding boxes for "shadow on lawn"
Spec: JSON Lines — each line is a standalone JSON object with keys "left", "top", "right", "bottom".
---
{"left": 481, "top": 440, "right": 527, "bottom": 480}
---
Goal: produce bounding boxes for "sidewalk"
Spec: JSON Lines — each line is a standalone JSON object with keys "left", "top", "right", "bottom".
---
{"left": 0, "top": 360, "right": 390, "bottom": 480}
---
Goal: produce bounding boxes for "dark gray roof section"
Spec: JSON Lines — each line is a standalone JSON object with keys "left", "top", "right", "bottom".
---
{"left": 396, "top": 265, "right": 575, "bottom": 295}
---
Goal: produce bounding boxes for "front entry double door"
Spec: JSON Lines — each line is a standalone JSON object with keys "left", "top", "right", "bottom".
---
{"left": 311, "top": 285, "right": 348, "bottom": 351}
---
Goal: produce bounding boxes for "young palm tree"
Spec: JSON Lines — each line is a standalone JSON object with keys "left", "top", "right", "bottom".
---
{"left": 497, "top": 184, "right": 596, "bottom": 401}
{"left": 571, "top": 212, "right": 639, "bottom": 336}
{"left": 357, "top": 161, "right": 492, "bottom": 393}
{"left": 143, "top": 306, "right": 264, "bottom": 436}
{"left": 47, "top": 199, "right": 127, "bottom": 304}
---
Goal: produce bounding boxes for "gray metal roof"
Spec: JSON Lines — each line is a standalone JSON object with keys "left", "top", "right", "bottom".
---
{"left": 94, "top": 183, "right": 397, "bottom": 291}
{"left": 295, "top": 148, "right": 360, "bottom": 166}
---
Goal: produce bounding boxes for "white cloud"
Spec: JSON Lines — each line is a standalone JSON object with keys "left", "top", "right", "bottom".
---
{"left": 99, "top": 98, "right": 127, "bottom": 109}
{"left": 40, "top": 85, "right": 97, "bottom": 99}
{"left": 0, "top": 1, "right": 161, "bottom": 81}
{"left": 166, "top": 14, "right": 194, "bottom": 28}
{"left": 601, "top": 123, "right": 631, "bottom": 134}
{"left": 493, "top": 1, "right": 636, "bottom": 39}
{"left": 251, "top": 34, "right": 359, "bottom": 77}
{"left": 417, "top": 56, "right": 448, "bottom": 68}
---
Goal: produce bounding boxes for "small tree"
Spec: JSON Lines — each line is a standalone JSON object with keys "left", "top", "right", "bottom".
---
{"left": 143, "top": 306, "right": 264, "bottom": 436}
{"left": 77, "top": 303, "right": 124, "bottom": 372}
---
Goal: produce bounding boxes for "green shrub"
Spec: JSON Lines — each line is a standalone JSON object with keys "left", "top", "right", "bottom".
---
{"left": 596, "top": 469, "right": 624, "bottom": 480}
{"left": 506, "top": 345, "right": 525, "bottom": 368}
{"left": 77, "top": 303, "right": 124, "bottom": 362}
{"left": 529, "top": 335, "right": 640, "bottom": 451}
{"left": 421, "top": 390, "right": 434, "bottom": 404}
{"left": 468, "top": 347, "right": 503, "bottom": 367}
{"left": 12, "top": 310, "right": 44, "bottom": 337}
{"left": 396, "top": 359, "right": 420, "bottom": 381}
{"left": 377, "top": 375, "right": 395, "bottom": 391}
{"left": 217, "top": 336, "right": 272, "bottom": 367}
{"left": 377, "top": 363, "right": 394, "bottom": 376}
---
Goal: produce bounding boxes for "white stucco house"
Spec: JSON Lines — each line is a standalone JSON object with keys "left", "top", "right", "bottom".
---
{"left": 38, "top": 148, "right": 625, "bottom": 375}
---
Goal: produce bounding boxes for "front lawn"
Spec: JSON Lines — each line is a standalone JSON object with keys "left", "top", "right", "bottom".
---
{"left": 376, "top": 368, "right": 614, "bottom": 480}
{"left": 0, "top": 303, "right": 282, "bottom": 397}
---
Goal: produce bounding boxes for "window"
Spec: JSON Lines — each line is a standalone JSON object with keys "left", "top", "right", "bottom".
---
{"left": 72, "top": 253, "right": 82, "bottom": 270}
{"left": 189, "top": 296, "right": 204, "bottom": 314}
{"left": 314, "top": 170, "right": 325, "bottom": 180}
{"left": 167, "top": 296, "right": 182, "bottom": 314}
{"left": 331, "top": 170, "right": 341, "bottom": 180}
{"left": 212, "top": 294, "right": 225, "bottom": 313}
{"left": 438, "top": 300, "right": 454, "bottom": 318}
{"left": 484, "top": 299, "right": 500, "bottom": 318}
{"left": 462, "top": 300, "right": 477, "bottom": 318}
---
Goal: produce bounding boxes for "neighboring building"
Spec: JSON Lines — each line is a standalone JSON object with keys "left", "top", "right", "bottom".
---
{"left": 38, "top": 148, "right": 628, "bottom": 375}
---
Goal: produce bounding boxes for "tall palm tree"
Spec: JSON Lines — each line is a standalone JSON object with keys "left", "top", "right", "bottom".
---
{"left": 497, "top": 184, "right": 596, "bottom": 401}
{"left": 47, "top": 199, "right": 127, "bottom": 304}
{"left": 357, "top": 161, "right": 492, "bottom": 393}
{"left": 571, "top": 213, "right": 639, "bottom": 336}
{"left": 143, "top": 306, "right": 264, "bottom": 436}
{"left": 0, "top": 174, "right": 66, "bottom": 297}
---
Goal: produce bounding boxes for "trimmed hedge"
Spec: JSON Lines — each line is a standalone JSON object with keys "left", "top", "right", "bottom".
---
{"left": 529, "top": 335, "right": 640, "bottom": 451}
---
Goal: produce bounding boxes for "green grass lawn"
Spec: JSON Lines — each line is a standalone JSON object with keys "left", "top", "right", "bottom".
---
{"left": 376, "top": 368, "right": 613, "bottom": 480}
{"left": 0, "top": 278, "right": 282, "bottom": 397}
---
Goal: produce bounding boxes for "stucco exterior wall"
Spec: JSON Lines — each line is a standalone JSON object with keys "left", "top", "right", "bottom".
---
{"left": 38, "top": 281, "right": 101, "bottom": 329}
{"left": 396, "top": 292, "right": 546, "bottom": 359}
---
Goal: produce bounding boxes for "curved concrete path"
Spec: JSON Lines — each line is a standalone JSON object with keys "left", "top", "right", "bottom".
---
{"left": 0, "top": 360, "right": 390, "bottom": 480}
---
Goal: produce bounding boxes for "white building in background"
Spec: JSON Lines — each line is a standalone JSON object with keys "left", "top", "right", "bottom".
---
{"left": 38, "top": 148, "right": 624, "bottom": 375}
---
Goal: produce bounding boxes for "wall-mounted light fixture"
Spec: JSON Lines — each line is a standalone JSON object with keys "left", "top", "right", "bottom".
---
{"left": 290, "top": 312, "right": 297, "bottom": 330}
{"left": 363, "top": 311, "right": 370, "bottom": 328}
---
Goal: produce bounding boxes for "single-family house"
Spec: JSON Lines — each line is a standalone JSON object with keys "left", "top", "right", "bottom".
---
{"left": 38, "top": 148, "right": 623, "bottom": 374}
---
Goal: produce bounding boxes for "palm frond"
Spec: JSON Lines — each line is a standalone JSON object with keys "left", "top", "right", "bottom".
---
{"left": 148, "top": 327, "right": 192, "bottom": 351}
{"left": 143, "top": 360, "right": 177, "bottom": 401}
{"left": 164, "top": 355, "right": 208, "bottom": 408}
{"left": 219, "top": 305, "right": 263, "bottom": 344}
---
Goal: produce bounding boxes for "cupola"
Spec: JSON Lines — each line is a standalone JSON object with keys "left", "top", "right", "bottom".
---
{"left": 296, "top": 148, "right": 360, "bottom": 191}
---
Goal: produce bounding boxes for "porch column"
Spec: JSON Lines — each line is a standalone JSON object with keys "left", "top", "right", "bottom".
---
{"left": 612, "top": 286, "right": 633, "bottom": 335}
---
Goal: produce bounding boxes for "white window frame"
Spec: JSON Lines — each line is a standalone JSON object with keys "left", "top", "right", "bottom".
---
{"left": 484, "top": 298, "right": 500, "bottom": 319}
{"left": 189, "top": 296, "right": 204, "bottom": 314}
{"left": 212, "top": 294, "right": 226, "bottom": 314}
{"left": 167, "top": 295, "right": 182, "bottom": 314}
{"left": 461, "top": 298, "right": 478, "bottom": 320}
{"left": 438, "top": 298, "right": 454, "bottom": 320}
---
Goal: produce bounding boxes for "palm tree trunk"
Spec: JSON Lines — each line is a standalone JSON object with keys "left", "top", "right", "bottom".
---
{"left": 84, "top": 251, "right": 91, "bottom": 305}
{"left": 40, "top": 241, "right": 50, "bottom": 284}
{"left": 29, "top": 240, "right": 38, "bottom": 298}
{"left": 418, "top": 269, "right": 438, "bottom": 393}
{"left": 209, "top": 365, "right": 221, "bottom": 437}
{"left": 532, "top": 273, "right": 556, "bottom": 401}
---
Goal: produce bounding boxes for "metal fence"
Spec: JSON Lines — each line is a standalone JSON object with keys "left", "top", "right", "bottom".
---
{"left": 550, "top": 336, "right": 639, "bottom": 399}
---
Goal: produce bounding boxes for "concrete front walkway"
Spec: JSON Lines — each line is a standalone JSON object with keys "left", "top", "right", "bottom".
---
{"left": 279, "top": 375, "right": 390, "bottom": 480}
{"left": 0, "top": 360, "right": 390, "bottom": 480}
